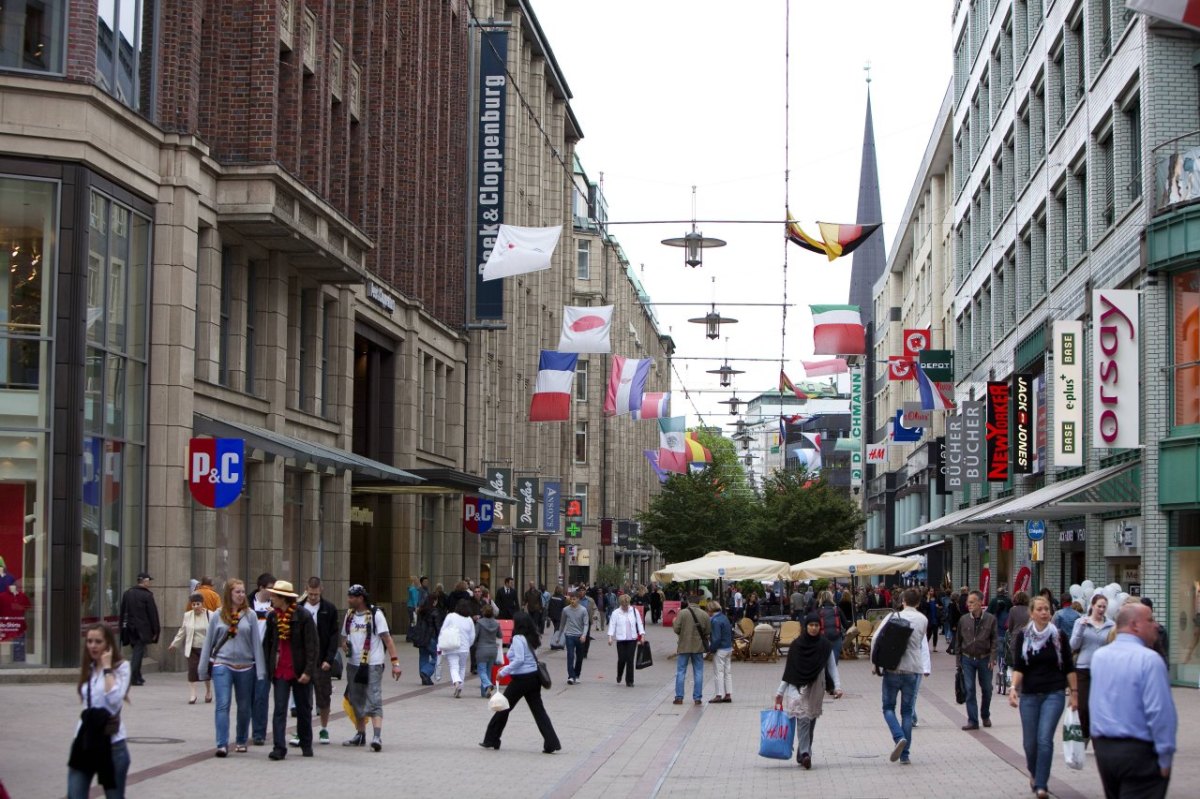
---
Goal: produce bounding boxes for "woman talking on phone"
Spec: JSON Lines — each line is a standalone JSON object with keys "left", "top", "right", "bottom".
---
{"left": 68, "top": 622, "right": 132, "bottom": 798}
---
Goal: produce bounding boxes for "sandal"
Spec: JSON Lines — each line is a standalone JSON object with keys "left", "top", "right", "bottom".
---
{"left": 234, "top": 744, "right": 248, "bottom": 753}
{"left": 188, "top": 697, "right": 197, "bottom": 704}
{"left": 205, "top": 696, "right": 213, "bottom": 703}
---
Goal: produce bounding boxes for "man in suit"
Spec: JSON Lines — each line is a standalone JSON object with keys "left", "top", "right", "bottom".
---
{"left": 496, "top": 577, "right": 518, "bottom": 620}
{"left": 119, "top": 572, "right": 160, "bottom": 686}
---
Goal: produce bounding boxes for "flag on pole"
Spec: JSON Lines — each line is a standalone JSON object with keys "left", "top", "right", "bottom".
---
{"left": 636, "top": 392, "right": 671, "bottom": 419}
{"left": 1126, "top": 0, "right": 1200, "bottom": 32}
{"left": 785, "top": 213, "right": 882, "bottom": 261}
{"left": 481, "top": 224, "right": 563, "bottom": 281}
{"left": 915, "top": 362, "right": 956, "bottom": 410}
{"left": 809, "top": 304, "right": 865, "bottom": 354}
{"left": 800, "top": 432, "right": 823, "bottom": 471}
{"left": 779, "top": 370, "right": 808, "bottom": 399}
{"left": 558, "top": 305, "right": 613, "bottom": 353}
{"left": 528, "top": 350, "right": 577, "bottom": 422}
{"left": 801, "top": 358, "right": 849, "bottom": 377}
{"left": 603, "top": 356, "right": 652, "bottom": 417}
{"left": 643, "top": 449, "right": 669, "bottom": 483}
{"left": 658, "top": 417, "right": 689, "bottom": 474}
{"left": 684, "top": 432, "right": 713, "bottom": 465}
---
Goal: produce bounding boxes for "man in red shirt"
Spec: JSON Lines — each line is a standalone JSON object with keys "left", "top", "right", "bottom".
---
{"left": 263, "top": 580, "right": 319, "bottom": 760}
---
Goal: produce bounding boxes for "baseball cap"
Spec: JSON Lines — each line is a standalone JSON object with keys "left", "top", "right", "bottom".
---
{"left": 347, "top": 584, "right": 367, "bottom": 597}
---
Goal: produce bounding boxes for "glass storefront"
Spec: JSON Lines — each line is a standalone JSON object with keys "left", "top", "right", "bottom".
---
{"left": 1169, "top": 510, "right": 1200, "bottom": 686}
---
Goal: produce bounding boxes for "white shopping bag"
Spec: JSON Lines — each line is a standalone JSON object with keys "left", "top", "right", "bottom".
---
{"left": 1062, "top": 707, "right": 1085, "bottom": 770}
{"left": 488, "top": 691, "right": 510, "bottom": 713}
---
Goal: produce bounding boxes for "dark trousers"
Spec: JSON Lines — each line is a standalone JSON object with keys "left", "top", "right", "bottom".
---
{"left": 1076, "top": 668, "right": 1093, "bottom": 740}
{"left": 615, "top": 640, "right": 637, "bottom": 685}
{"left": 129, "top": 639, "right": 147, "bottom": 682}
{"left": 483, "top": 672, "right": 560, "bottom": 751}
{"left": 272, "top": 677, "right": 313, "bottom": 754}
{"left": 1093, "top": 737, "right": 1170, "bottom": 799}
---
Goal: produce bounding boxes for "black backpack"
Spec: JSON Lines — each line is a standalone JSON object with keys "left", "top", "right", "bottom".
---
{"left": 871, "top": 612, "right": 915, "bottom": 672}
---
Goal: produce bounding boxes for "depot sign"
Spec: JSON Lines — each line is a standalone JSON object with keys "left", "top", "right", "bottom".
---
{"left": 1092, "top": 289, "right": 1140, "bottom": 449}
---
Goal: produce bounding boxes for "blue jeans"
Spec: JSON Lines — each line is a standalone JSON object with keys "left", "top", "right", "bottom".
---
{"left": 675, "top": 652, "right": 704, "bottom": 701}
{"left": 252, "top": 676, "right": 270, "bottom": 741}
{"left": 960, "top": 656, "right": 993, "bottom": 724}
{"left": 1020, "top": 690, "right": 1066, "bottom": 792}
{"left": 212, "top": 665, "right": 256, "bottom": 748}
{"left": 564, "top": 635, "right": 584, "bottom": 680}
{"left": 479, "top": 658, "right": 494, "bottom": 695}
{"left": 880, "top": 671, "right": 918, "bottom": 760}
{"left": 418, "top": 644, "right": 437, "bottom": 679}
{"left": 67, "top": 739, "right": 130, "bottom": 798}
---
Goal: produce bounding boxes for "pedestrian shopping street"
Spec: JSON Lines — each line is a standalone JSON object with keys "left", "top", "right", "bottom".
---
{"left": 3, "top": 621, "right": 1193, "bottom": 798}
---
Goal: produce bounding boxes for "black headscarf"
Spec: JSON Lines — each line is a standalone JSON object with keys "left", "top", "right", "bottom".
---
{"left": 781, "top": 613, "right": 832, "bottom": 688}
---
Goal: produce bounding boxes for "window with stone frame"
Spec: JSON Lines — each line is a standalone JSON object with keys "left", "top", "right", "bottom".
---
{"left": 1094, "top": 114, "right": 1115, "bottom": 231}
{"left": 1066, "top": 8, "right": 1086, "bottom": 114}
{"left": 1050, "top": 179, "right": 1068, "bottom": 284}
{"left": 0, "top": 0, "right": 66, "bottom": 73}
{"left": 96, "top": 0, "right": 156, "bottom": 115}
{"left": 1032, "top": 205, "right": 1048, "bottom": 297}
{"left": 574, "top": 421, "right": 588, "bottom": 464}
{"left": 1121, "top": 92, "right": 1142, "bottom": 206}
{"left": 1069, "top": 153, "right": 1088, "bottom": 260}
{"left": 575, "top": 359, "right": 588, "bottom": 402}
{"left": 1049, "top": 37, "right": 1066, "bottom": 139}
{"left": 1018, "top": 222, "right": 1033, "bottom": 316}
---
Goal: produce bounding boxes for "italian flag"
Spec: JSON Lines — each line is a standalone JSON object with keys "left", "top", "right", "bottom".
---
{"left": 810, "top": 304, "right": 865, "bottom": 355}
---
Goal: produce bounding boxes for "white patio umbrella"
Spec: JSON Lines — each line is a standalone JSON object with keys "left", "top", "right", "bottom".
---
{"left": 652, "top": 551, "right": 791, "bottom": 583}
{"left": 789, "top": 549, "right": 921, "bottom": 580}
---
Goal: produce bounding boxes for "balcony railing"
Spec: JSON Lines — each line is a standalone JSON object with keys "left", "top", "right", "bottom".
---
{"left": 1154, "top": 130, "right": 1200, "bottom": 214}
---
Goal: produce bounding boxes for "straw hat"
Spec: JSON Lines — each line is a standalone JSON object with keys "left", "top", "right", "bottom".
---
{"left": 267, "top": 580, "right": 299, "bottom": 599}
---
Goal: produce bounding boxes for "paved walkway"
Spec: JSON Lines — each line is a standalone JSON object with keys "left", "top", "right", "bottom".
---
{"left": 1, "top": 621, "right": 1194, "bottom": 798}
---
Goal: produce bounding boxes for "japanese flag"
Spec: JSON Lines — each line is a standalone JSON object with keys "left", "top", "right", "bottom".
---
{"left": 558, "top": 305, "right": 613, "bottom": 354}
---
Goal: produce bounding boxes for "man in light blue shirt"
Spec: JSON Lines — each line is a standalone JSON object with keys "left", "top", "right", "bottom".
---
{"left": 1089, "top": 603, "right": 1177, "bottom": 799}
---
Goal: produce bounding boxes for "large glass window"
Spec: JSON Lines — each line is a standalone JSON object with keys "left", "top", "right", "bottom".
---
{"left": 0, "top": 0, "right": 65, "bottom": 73}
{"left": 0, "top": 176, "right": 55, "bottom": 666}
{"left": 1168, "top": 510, "right": 1200, "bottom": 685}
{"left": 1174, "top": 268, "right": 1200, "bottom": 428}
{"left": 96, "top": 0, "right": 156, "bottom": 114}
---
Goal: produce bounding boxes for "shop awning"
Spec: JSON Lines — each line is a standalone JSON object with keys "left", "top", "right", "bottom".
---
{"left": 352, "top": 467, "right": 516, "bottom": 500}
{"left": 194, "top": 413, "right": 423, "bottom": 484}
{"left": 890, "top": 539, "right": 951, "bottom": 557}
{"left": 970, "top": 462, "right": 1139, "bottom": 521}
{"left": 901, "top": 497, "right": 1011, "bottom": 538}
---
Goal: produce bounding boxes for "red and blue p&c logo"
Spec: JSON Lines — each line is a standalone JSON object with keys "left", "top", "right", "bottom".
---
{"left": 187, "top": 437, "right": 245, "bottom": 508}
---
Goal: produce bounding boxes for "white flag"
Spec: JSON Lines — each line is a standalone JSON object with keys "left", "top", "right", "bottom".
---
{"left": 481, "top": 224, "right": 563, "bottom": 281}
{"left": 558, "top": 305, "right": 613, "bottom": 354}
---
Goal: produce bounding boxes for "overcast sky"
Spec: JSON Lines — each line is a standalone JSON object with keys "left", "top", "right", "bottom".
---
{"left": 531, "top": 0, "right": 955, "bottom": 430}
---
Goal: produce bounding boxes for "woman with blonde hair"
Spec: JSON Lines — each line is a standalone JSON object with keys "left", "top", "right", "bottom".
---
{"left": 197, "top": 579, "right": 266, "bottom": 757}
{"left": 68, "top": 622, "right": 131, "bottom": 798}
{"left": 168, "top": 593, "right": 214, "bottom": 704}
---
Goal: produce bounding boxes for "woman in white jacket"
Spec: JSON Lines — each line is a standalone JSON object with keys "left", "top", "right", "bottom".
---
{"left": 168, "top": 593, "right": 214, "bottom": 704}
{"left": 606, "top": 594, "right": 645, "bottom": 687}
{"left": 439, "top": 599, "right": 477, "bottom": 698}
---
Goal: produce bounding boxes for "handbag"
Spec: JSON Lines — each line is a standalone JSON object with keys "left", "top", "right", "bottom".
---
{"left": 438, "top": 623, "right": 462, "bottom": 652}
{"left": 329, "top": 650, "right": 343, "bottom": 681}
{"left": 1061, "top": 707, "right": 1085, "bottom": 770}
{"left": 954, "top": 664, "right": 966, "bottom": 705}
{"left": 531, "top": 646, "right": 552, "bottom": 689}
{"left": 635, "top": 640, "right": 653, "bottom": 670}
{"left": 758, "top": 703, "right": 796, "bottom": 759}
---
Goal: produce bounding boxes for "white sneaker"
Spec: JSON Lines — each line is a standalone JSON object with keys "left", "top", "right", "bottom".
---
{"left": 453, "top": 682, "right": 462, "bottom": 698}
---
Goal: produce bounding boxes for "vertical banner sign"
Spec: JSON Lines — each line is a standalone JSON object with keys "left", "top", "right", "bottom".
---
{"left": 932, "top": 437, "right": 948, "bottom": 495}
{"left": 962, "top": 400, "right": 985, "bottom": 485}
{"left": 515, "top": 475, "right": 539, "bottom": 530}
{"left": 542, "top": 481, "right": 561, "bottom": 533}
{"left": 986, "top": 381, "right": 1011, "bottom": 482}
{"left": 849, "top": 366, "right": 863, "bottom": 488}
{"left": 945, "top": 416, "right": 964, "bottom": 491}
{"left": 564, "top": 498, "right": 584, "bottom": 538}
{"left": 187, "top": 438, "right": 244, "bottom": 508}
{"left": 463, "top": 497, "right": 494, "bottom": 534}
{"left": 474, "top": 30, "right": 508, "bottom": 320}
{"left": 1034, "top": 374, "right": 1047, "bottom": 473}
{"left": 486, "top": 467, "right": 511, "bottom": 525}
{"left": 1052, "top": 321, "right": 1084, "bottom": 467}
{"left": 1012, "top": 373, "right": 1034, "bottom": 474}
{"left": 1092, "top": 289, "right": 1140, "bottom": 449}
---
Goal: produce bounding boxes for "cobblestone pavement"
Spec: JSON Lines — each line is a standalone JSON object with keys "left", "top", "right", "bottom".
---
{"left": 2, "top": 622, "right": 1194, "bottom": 798}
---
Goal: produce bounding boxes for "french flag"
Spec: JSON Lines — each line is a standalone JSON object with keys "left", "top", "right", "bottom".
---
{"left": 636, "top": 392, "right": 671, "bottom": 420}
{"left": 915, "top": 362, "right": 955, "bottom": 410}
{"left": 529, "top": 350, "right": 578, "bottom": 422}
{"left": 604, "top": 356, "right": 652, "bottom": 417}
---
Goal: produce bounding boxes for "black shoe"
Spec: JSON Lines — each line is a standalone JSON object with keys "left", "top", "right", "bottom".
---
{"left": 420, "top": 674, "right": 433, "bottom": 686}
{"left": 370, "top": 737, "right": 382, "bottom": 752}
{"left": 343, "top": 733, "right": 365, "bottom": 747}
{"left": 478, "top": 741, "right": 500, "bottom": 750}
{"left": 268, "top": 749, "right": 286, "bottom": 761}
{"left": 301, "top": 748, "right": 314, "bottom": 757}
{"left": 252, "top": 738, "right": 266, "bottom": 746}
{"left": 961, "top": 723, "right": 980, "bottom": 731}
{"left": 131, "top": 679, "right": 146, "bottom": 686}
{"left": 543, "top": 745, "right": 561, "bottom": 754}
{"left": 800, "top": 753, "right": 811, "bottom": 770}
{"left": 983, "top": 718, "right": 992, "bottom": 728}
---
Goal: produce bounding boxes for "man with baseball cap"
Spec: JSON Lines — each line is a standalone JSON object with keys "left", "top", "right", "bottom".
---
{"left": 119, "top": 571, "right": 160, "bottom": 686}
{"left": 341, "top": 584, "right": 402, "bottom": 751}
{"left": 263, "top": 580, "right": 319, "bottom": 759}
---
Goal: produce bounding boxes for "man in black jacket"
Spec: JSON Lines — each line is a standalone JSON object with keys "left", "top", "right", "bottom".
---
{"left": 263, "top": 580, "right": 320, "bottom": 759}
{"left": 291, "top": 576, "right": 340, "bottom": 747}
{"left": 496, "top": 577, "right": 518, "bottom": 620}
{"left": 119, "top": 572, "right": 160, "bottom": 686}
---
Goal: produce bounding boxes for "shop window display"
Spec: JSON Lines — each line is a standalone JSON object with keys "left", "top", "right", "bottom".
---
{"left": 1170, "top": 510, "right": 1200, "bottom": 686}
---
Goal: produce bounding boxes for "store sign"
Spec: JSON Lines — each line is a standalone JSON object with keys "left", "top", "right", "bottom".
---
{"left": 366, "top": 281, "right": 396, "bottom": 315}
{"left": 902, "top": 403, "right": 931, "bottom": 427}
{"left": 945, "top": 417, "right": 964, "bottom": 491}
{"left": 463, "top": 497, "right": 494, "bottom": 534}
{"left": 542, "top": 481, "right": 561, "bottom": 532}
{"left": 962, "top": 401, "right": 985, "bottom": 485}
{"left": 1012, "top": 373, "right": 1034, "bottom": 474}
{"left": 932, "top": 437, "right": 949, "bottom": 495}
{"left": 187, "top": 438, "right": 244, "bottom": 508}
{"left": 903, "top": 328, "right": 931, "bottom": 357}
{"left": 1058, "top": 528, "right": 1087, "bottom": 542}
{"left": 918, "top": 349, "right": 955, "bottom": 382}
{"left": 486, "top": 467, "right": 511, "bottom": 525}
{"left": 986, "top": 381, "right": 1011, "bottom": 481}
{"left": 1092, "top": 289, "right": 1140, "bottom": 449}
{"left": 515, "top": 475, "right": 539, "bottom": 530}
{"left": 474, "top": 30, "right": 509, "bottom": 320}
{"left": 866, "top": 442, "right": 887, "bottom": 463}
{"left": 888, "top": 356, "right": 914, "bottom": 381}
{"left": 892, "top": 408, "right": 922, "bottom": 443}
{"left": 565, "top": 498, "right": 584, "bottom": 538}
{"left": 849, "top": 366, "right": 863, "bottom": 488}
{"left": 1053, "top": 321, "right": 1084, "bottom": 467}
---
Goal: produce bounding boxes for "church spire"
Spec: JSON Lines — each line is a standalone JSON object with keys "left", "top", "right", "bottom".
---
{"left": 848, "top": 81, "right": 885, "bottom": 327}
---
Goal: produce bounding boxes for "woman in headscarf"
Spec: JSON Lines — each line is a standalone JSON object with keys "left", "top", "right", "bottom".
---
{"left": 773, "top": 613, "right": 843, "bottom": 769}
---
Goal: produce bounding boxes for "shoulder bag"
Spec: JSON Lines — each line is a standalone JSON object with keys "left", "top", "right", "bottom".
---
{"left": 531, "top": 644, "right": 552, "bottom": 690}
{"left": 687, "top": 606, "right": 711, "bottom": 651}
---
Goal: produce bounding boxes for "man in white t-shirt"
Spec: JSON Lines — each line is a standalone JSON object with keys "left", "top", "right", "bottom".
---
{"left": 731, "top": 589, "right": 745, "bottom": 622}
{"left": 250, "top": 573, "right": 276, "bottom": 745}
{"left": 341, "top": 584, "right": 401, "bottom": 752}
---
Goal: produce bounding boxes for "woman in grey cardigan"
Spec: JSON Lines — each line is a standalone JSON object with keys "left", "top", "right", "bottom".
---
{"left": 197, "top": 579, "right": 267, "bottom": 757}
{"left": 1068, "top": 594, "right": 1113, "bottom": 745}
{"left": 475, "top": 604, "right": 502, "bottom": 698}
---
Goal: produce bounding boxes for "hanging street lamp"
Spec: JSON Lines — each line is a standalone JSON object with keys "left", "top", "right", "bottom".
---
{"left": 706, "top": 360, "right": 744, "bottom": 387}
{"left": 688, "top": 304, "right": 738, "bottom": 340}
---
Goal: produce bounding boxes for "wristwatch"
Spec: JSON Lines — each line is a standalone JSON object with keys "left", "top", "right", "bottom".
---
{"left": 103, "top": 668, "right": 115, "bottom": 676}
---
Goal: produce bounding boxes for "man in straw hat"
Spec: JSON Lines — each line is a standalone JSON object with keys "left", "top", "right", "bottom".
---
{"left": 263, "top": 580, "right": 319, "bottom": 760}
